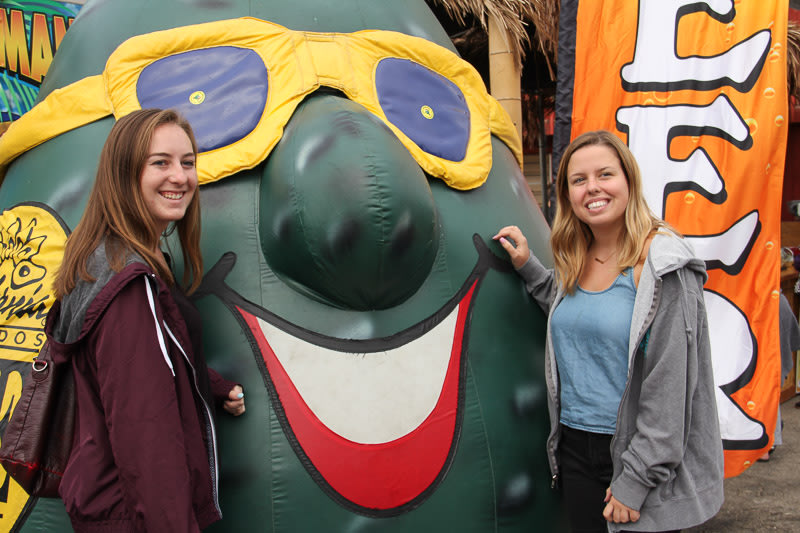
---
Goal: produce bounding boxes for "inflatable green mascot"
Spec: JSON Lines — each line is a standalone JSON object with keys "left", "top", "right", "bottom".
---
{"left": 0, "top": 0, "right": 561, "bottom": 530}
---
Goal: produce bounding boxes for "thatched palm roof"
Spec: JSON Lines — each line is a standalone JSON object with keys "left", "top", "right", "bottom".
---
{"left": 426, "top": 0, "right": 559, "bottom": 74}
{"left": 430, "top": 1, "right": 800, "bottom": 101}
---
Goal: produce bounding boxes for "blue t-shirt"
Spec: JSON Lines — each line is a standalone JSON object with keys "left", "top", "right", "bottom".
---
{"left": 551, "top": 268, "right": 636, "bottom": 434}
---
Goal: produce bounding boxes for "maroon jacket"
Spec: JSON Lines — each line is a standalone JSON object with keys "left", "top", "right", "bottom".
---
{"left": 48, "top": 245, "right": 236, "bottom": 532}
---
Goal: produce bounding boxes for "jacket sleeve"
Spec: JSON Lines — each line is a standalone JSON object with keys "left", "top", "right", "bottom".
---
{"left": 610, "top": 267, "right": 709, "bottom": 510}
{"left": 207, "top": 367, "right": 239, "bottom": 407}
{"left": 90, "top": 277, "right": 201, "bottom": 533}
{"left": 515, "top": 250, "right": 558, "bottom": 314}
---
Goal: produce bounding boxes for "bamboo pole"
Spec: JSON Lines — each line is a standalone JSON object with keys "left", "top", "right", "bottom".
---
{"left": 488, "top": 13, "right": 523, "bottom": 154}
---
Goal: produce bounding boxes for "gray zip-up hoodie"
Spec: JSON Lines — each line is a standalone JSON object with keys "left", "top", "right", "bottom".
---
{"left": 517, "top": 231, "right": 723, "bottom": 531}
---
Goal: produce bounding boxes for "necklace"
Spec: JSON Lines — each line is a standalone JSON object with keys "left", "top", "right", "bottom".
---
{"left": 594, "top": 249, "right": 618, "bottom": 264}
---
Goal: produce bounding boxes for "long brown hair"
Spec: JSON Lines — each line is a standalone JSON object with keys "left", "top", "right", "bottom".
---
{"left": 550, "top": 130, "right": 670, "bottom": 293}
{"left": 55, "top": 109, "right": 203, "bottom": 299}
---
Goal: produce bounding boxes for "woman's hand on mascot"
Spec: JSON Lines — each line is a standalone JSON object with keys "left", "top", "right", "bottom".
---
{"left": 493, "top": 226, "right": 530, "bottom": 269}
{"left": 224, "top": 385, "right": 246, "bottom": 416}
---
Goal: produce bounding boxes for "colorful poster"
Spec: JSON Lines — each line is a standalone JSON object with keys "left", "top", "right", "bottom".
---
{"left": 0, "top": 203, "right": 69, "bottom": 527}
{"left": 0, "top": 1, "right": 83, "bottom": 123}
{"left": 556, "top": 0, "right": 788, "bottom": 477}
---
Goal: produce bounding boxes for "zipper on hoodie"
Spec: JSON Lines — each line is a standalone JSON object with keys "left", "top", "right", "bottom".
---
{"left": 145, "top": 275, "right": 222, "bottom": 517}
{"left": 546, "top": 294, "right": 563, "bottom": 484}
{"left": 163, "top": 321, "right": 223, "bottom": 517}
{"left": 609, "top": 276, "right": 661, "bottom": 458}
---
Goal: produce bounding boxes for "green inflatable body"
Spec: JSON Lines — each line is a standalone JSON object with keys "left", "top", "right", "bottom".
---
{"left": 0, "top": 0, "right": 562, "bottom": 530}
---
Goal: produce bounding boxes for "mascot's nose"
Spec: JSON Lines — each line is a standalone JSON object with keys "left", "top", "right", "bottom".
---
{"left": 259, "top": 93, "right": 439, "bottom": 310}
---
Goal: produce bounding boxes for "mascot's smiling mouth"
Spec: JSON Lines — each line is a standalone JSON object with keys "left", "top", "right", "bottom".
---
{"left": 195, "top": 236, "right": 508, "bottom": 516}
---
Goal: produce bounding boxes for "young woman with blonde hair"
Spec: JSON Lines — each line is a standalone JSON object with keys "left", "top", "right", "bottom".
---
{"left": 49, "top": 109, "right": 245, "bottom": 532}
{"left": 495, "top": 130, "right": 723, "bottom": 532}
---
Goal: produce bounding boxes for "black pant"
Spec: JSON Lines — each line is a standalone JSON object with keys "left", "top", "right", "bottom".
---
{"left": 558, "top": 425, "right": 680, "bottom": 533}
{"left": 559, "top": 425, "right": 614, "bottom": 533}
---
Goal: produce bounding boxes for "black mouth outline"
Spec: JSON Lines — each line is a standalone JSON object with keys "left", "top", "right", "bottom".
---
{"left": 193, "top": 235, "right": 510, "bottom": 517}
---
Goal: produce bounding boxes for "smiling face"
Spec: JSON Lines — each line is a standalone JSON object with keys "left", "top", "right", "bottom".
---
{"left": 566, "top": 143, "right": 629, "bottom": 237}
{"left": 140, "top": 123, "right": 197, "bottom": 235}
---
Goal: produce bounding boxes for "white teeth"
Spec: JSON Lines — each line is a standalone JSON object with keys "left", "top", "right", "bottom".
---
{"left": 256, "top": 305, "right": 458, "bottom": 444}
{"left": 161, "top": 192, "right": 183, "bottom": 200}
{"left": 587, "top": 200, "right": 607, "bottom": 210}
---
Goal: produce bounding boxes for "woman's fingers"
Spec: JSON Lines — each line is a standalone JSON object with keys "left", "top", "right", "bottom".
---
{"left": 493, "top": 226, "right": 529, "bottom": 268}
{"left": 224, "top": 385, "right": 246, "bottom": 416}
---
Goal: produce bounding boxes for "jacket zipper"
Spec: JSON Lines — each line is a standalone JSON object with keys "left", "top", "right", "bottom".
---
{"left": 609, "top": 276, "right": 661, "bottom": 462}
{"left": 147, "top": 274, "right": 222, "bottom": 517}
{"left": 546, "top": 291, "right": 563, "bottom": 486}
{"left": 163, "top": 320, "right": 223, "bottom": 517}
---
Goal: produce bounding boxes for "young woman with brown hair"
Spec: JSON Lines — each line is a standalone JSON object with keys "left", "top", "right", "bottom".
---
{"left": 49, "top": 109, "right": 244, "bottom": 532}
{"left": 494, "top": 130, "right": 723, "bottom": 532}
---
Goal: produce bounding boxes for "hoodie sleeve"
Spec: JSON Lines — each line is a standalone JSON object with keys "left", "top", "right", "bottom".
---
{"left": 515, "top": 250, "right": 558, "bottom": 314}
{"left": 610, "top": 267, "right": 708, "bottom": 511}
{"left": 207, "top": 367, "right": 239, "bottom": 407}
{"left": 90, "top": 277, "right": 201, "bottom": 533}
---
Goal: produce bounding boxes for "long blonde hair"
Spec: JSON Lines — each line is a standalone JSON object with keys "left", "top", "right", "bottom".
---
{"left": 55, "top": 109, "right": 203, "bottom": 299}
{"left": 550, "top": 130, "right": 670, "bottom": 293}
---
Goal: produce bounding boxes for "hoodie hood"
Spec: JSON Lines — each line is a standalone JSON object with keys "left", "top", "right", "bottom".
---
{"left": 649, "top": 230, "right": 707, "bottom": 282}
{"left": 627, "top": 229, "right": 708, "bottom": 368}
{"left": 52, "top": 240, "right": 151, "bottom": 346}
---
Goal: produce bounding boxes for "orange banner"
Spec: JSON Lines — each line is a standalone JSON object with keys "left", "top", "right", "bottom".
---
{"left": 565, "top": 0, "right": 788, "bottom": 477}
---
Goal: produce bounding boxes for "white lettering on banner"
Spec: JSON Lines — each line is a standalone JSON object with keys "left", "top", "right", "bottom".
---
{"left": 620, "top": 0, "right": 771, "bottom": 92}
{"left": 616, "top": 94, "right": 750, "bottom": 212}
{"left": 615, "top": 0, "right": 773, "bottom": 448}
{"left": 685, "top": 211, "right": 759, "bottom": 275}
{"left": 705, "top": 291, "right": 766, "bottom": 443}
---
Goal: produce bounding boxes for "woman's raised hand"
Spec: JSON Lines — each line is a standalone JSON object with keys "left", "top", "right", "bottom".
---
{"left": 493, "top": 226, "right": 530, "bottom": 269}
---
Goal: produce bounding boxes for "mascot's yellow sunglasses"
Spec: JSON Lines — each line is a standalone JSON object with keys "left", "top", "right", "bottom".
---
{"left": 0, "top": 17, "right": 521, "bottom": 190}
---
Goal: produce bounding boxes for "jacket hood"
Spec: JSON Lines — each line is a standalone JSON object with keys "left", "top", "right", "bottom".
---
{"left": 51, "top": 241, "right": 152, "bottom": 346}
{"left": 649, "top": 231, "right": 707, "bottom": 282}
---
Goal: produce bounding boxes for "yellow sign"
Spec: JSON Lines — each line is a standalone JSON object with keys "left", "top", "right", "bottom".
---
{"left": 0, "top": 203, "right": 68, "bottom": 528}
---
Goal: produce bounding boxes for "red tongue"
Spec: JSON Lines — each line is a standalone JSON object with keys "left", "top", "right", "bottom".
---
{"left": 236, "top": 281, "right": 476, "bottom": 511}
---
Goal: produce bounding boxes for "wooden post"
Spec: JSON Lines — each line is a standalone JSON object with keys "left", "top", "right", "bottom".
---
{"left": 488, "top": 14, "right": 523, "bottom": 155}
{"left": 536, "top": 89, "right": 551, "bottom": 222}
